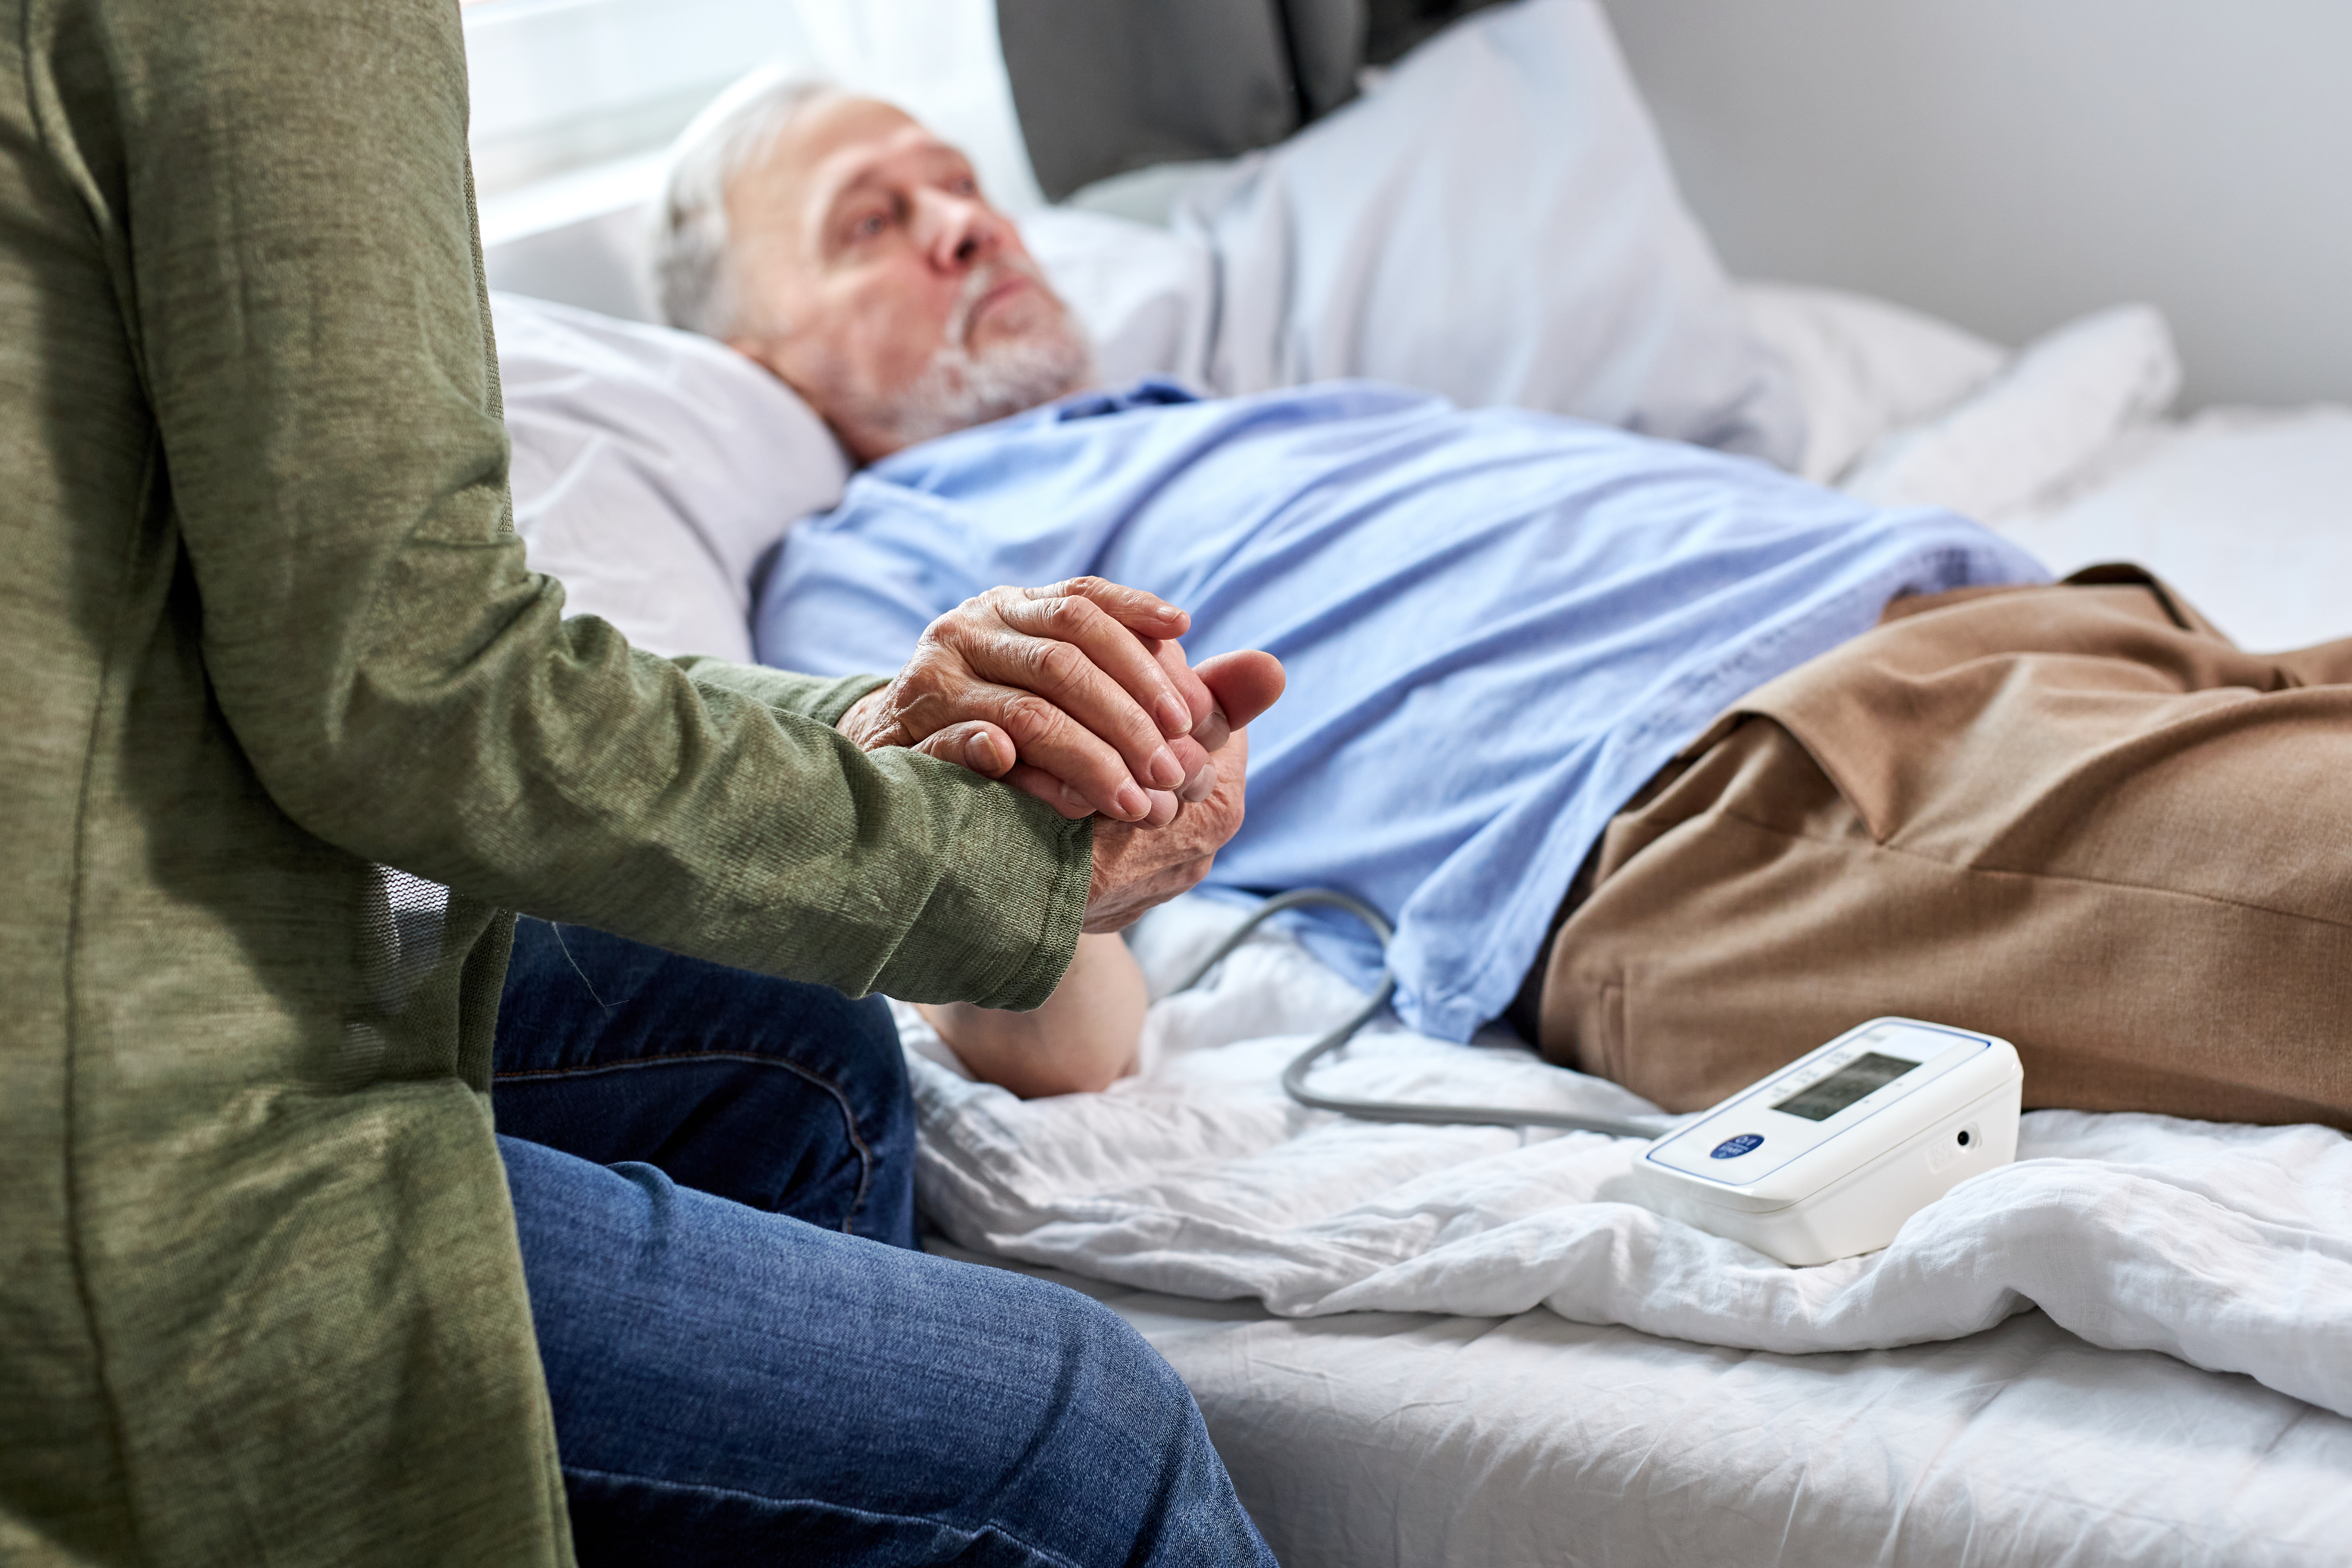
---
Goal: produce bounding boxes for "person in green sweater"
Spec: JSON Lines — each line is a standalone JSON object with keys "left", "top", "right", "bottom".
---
{"left": 0, "top": 1, "right": 1282, "bottom": 1563}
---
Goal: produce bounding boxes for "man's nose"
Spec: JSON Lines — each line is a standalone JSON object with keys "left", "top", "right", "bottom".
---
{"left": 921, "top": 191, "right": 1006, "bottom": 272}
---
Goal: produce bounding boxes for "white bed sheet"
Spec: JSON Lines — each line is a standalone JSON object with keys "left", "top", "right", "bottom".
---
{"left": 2000, "top": 404, "right": 2352, "bottom": 651}
{"left": 939, "top": 1244, "right": 2352, "bottom": 1568}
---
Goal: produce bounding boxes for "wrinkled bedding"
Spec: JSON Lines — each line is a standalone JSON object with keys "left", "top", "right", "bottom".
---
{"left": 901, "top": 896, "right": 2352, "bottom": 1423}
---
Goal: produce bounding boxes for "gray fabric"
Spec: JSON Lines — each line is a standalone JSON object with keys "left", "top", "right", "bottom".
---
{"left": 1363, "top": 0, "right": 1510, "bottom": 63}
{"left": 999, "top": 0, "right": 1367, "bottom": 199}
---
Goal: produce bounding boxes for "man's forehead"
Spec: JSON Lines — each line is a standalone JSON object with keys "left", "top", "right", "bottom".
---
{"left": 759, "top": 95, "right": 963, "bottom": 213}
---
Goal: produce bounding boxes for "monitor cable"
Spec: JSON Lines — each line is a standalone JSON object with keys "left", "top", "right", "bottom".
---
{"left": 1166, "top": 889, "right": 1674, "bottom": 1140}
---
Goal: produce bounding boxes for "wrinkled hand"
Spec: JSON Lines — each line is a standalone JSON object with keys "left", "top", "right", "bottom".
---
{"left": 837, "top": 578, "right": 1219, "bottom": 823}
{"left": 1083, "top": 650, "right": 1285, "bottom": 933}
{"left": 1013, "top": 635, "right": 1233, "bottom": 828}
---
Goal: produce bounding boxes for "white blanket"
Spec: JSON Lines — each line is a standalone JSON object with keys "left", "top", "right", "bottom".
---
{"left": 904, "top": 895, "right": 2352, "bottom": 1421}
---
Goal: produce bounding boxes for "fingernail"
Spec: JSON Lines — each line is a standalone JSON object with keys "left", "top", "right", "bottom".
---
{"left": 1147, "top": 746, "right": 1184, "bottom": 788}
{"left": 1115, "top": 782, "right": 1150, "bottom": 819}
{"left": 1180, "top": 763, "right": 1218, "bottom": 803}
{"left": 1154, "top": 694, "right": 1191, "bottom": 735}
{"left": 965, "top": 733, "right": 999, "bottom": 771}
{"left": 1062, "top": 783, "right": 1092, "bottom": 812}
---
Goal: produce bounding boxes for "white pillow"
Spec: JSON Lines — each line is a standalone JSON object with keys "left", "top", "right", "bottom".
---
{"left": 1842, "top": 304, "right": 2182, "bottom": 523}
{"left": 1173, "top": 0, "right": 1805, "bottom": 465}
{"left": 492, "top": 292, "right": 849, "bottom": 662}
{"left": 1016, "top": 207, "right": 1215, "bottom": 389}
{"left": 1735, "top": 281, "right": 2008, "bottom": 483}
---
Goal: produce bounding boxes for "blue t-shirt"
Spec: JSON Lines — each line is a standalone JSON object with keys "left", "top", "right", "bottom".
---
{"left": 755, "top": 381, "right": 2047, "bottom": 1039}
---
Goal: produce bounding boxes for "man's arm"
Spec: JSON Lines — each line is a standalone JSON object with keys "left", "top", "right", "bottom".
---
{"left": 915, "top": 655, "right": 1281, "bottom": 1095}
{"left": 916, "top": 933, "right": 1149, "bottom": 1096}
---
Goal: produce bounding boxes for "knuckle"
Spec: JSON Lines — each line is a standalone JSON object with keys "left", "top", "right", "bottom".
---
{"left": 1031, "top": 636, "right": 1088, "bottom": 687}
{"left": 996, "top": 691, "right": 1058, "bottom": 741}
{"left": 1039, "top": 595, "right": 1098, "bottom": 639}
{"left": 946, "top": 594, "right": 1000, "bottom": 634}
{"left": 910, "top": 627, "right": 965, "bottom": 669}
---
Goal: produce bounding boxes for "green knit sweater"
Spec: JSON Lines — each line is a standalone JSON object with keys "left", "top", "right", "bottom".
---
{"left": 0, "top": 3, "right": 1090, "bottom": 1562}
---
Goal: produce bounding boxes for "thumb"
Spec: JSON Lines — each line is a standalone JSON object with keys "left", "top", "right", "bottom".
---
{"left": 911, "top": 721, "right": 1017, "bottom": 778}
{"left": 1190, "top": 649, "right": 1285, "bottom": 752}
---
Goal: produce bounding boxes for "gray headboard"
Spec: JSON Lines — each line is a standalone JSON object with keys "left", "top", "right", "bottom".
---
{"left": 1598, "top": 0, "right": 2352, "bottom": 409}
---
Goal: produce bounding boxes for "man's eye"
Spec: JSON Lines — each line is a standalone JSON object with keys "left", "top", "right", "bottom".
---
{"left": 850, "top": 211, "right": 890, "bottom": 240}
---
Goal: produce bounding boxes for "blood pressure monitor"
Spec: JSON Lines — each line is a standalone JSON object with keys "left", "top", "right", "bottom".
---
{"left": 1202, "top": 896, "right": 2027, "bottom": 1267}
{"left": 1630, "top": 1019, "right": 2023, "bottom": 1265}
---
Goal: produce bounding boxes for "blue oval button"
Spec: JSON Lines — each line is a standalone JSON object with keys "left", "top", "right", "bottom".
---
{"left": 1710, "top": 1133, "right": 1764, "bottom": 1159}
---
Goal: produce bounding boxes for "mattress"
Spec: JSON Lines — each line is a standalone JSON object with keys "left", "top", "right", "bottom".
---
{"left": 938, "top": 1244, "right": 2352, "bottom": 1568}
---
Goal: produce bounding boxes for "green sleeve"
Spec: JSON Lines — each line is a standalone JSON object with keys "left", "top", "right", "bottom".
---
{"left": 672, "top": 657, "right": 886, "bottom": 725}
{"left": 85, "top": 0, "right": 1086, "bottom": 1008}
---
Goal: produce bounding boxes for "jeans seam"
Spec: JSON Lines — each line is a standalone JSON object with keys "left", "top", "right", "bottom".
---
{"left": 498, "top": 1051, "right": 878, "bottom": 1233}
{"left": 560, "top": 1465, "right": 1091, "bottom": 1568}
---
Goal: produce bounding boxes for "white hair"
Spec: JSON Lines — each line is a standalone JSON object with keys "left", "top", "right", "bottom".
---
{"left": 653, "top": 67, "right": 838, "bottom": 338}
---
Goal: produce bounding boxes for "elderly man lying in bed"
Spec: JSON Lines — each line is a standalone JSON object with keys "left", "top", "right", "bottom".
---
{"left": 663, "top": 84, "right": 2352, "bottom": 1128}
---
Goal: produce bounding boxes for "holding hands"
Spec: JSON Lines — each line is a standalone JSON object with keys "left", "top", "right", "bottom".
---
{"left": 1081, "top": 652, "right": 1280, "bottom": 932}
{"left": 835, "top": 575, "right": 1283, "bottom": 931}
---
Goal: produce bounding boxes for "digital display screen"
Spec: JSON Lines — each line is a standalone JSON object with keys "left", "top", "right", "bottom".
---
{"left": 1773, "top": 1052, "right": 1920, "bottom": 1122}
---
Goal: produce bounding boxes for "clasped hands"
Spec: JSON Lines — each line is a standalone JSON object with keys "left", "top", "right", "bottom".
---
{"left": 835, "top": 578, "right": 1283, "bottom": 932}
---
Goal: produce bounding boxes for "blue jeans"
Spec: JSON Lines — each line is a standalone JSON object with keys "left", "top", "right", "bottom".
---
{"left": 494, "top": 919, "right": 1278, "bottom": 1567}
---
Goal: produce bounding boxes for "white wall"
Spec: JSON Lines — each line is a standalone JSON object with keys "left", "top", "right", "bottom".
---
{"left": 1599, "top": 0, "right": 2352, "bottom": 409}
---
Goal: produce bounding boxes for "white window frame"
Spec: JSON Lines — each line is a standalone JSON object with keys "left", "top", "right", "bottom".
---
{"left": 464, "top": 0, "right": 1044, "bottom": 252}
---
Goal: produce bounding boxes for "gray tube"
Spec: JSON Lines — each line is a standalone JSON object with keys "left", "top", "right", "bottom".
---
{"left": 1169, "top": 888, "right": 1673, "bottom": 1139}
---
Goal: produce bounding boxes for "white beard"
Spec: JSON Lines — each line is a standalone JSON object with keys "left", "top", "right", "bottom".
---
{"left": 863, "top": 260, "right": 1094, "bottom": 450}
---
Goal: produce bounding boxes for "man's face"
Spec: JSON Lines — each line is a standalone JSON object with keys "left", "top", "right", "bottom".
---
{"left": 724, "top": 94, "right": 1092, "bottom": 463}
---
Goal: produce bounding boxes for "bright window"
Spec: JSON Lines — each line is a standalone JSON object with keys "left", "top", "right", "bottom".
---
{"left": 462, "top": 0, "right": 1042, "bottom": 217}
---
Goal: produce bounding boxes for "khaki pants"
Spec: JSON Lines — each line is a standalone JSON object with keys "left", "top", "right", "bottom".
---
{"left": 1533, "top": 572, "right": 2352, "bottom": 1128}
